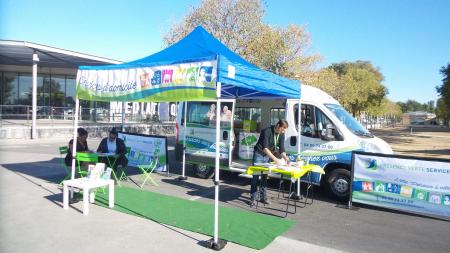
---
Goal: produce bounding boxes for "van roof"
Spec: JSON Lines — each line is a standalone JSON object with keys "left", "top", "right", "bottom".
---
{"left": 298, "top": 85, "right": 340, "bottom": 105}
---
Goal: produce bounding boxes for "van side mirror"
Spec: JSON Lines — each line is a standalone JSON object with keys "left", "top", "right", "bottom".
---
{"left": 334, "top": 130, "right": 344, "bottom": 141}
{"left": 223, "top": 131, "right": 228, "bottom": 140}
{"left": 320, "top": 124, "right": 335, "bottom": 141}
{"left": 290, "top": 136, "right": 297, "bottom": 146}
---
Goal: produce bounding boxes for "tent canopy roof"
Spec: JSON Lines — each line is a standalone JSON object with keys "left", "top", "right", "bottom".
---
{"left": 79, "top": 26, "right": 300, "bottom": 100}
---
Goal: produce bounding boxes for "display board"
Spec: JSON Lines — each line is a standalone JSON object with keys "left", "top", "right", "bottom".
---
{"left": 351, "top": 151, "right": 450, "bottom": 219}
{"left": 118, "top": 132, "right": 168, "bottom": 172}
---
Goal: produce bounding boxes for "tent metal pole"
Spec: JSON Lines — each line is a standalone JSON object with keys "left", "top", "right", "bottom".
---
{"left": 213, "top": 98, "right": 221, "bottom": 245}
{"left": 71, "top": 97, "right": 80, "bottom": 180}
{"left": 121, "top": 101, "right": 125, "bottom": 132}
{"left": 179, "top": 102, "right": 188, "bottom": 180}
{"left": 297, "top": 97, "right": 302, "bottom": 196}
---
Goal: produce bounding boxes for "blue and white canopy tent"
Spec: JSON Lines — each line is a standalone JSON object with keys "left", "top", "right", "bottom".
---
{"left": 72, "top": 26, "right": 300, "bottom": 249}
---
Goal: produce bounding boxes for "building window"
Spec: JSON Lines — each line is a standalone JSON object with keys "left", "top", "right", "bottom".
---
{"left": 2, "top": 72, "right": 19, "bottom": 105}
{"left": 270, "top": 108, "right": 285, "bottom": 126}
{"left": 65, "top": 76, "right": 76, "bottom": 107}
{"left": 50, "top": 75, "right": 65, "bottom": 107}
{"left": 37, "top": 75, "right": 47, "bottom": 106}
{"left": 18, "top": 73, "right": 32, "bottom": 105}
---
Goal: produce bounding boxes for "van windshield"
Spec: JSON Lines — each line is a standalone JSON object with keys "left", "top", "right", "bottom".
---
{"left": 324, "top": 104, "right": 373, "bottom": 138}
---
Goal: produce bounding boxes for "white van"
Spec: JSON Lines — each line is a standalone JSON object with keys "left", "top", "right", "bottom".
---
{"left": 175, "top": 84, "right": 393, "bottom": 200}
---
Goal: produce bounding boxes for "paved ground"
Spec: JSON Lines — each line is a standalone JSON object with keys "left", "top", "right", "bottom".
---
{"left": 0, "top": 136, "right": 449, "bottom": 253}
{"left": 371, "top": 126, "right": 450, "bottom": 159}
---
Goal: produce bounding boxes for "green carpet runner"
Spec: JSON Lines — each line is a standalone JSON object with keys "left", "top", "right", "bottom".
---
{"left": 95, "top": 186, "right": 295, "bottom": 249}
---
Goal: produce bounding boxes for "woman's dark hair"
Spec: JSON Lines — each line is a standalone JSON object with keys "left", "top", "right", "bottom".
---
{"left": 77, "top": 127, "right": 88, "bottom": 137}
{"left": 276, "top": 119, "right": 289, "bottom": 128}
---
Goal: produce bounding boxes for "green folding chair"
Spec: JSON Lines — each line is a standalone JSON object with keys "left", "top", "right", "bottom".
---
{"left": 137, "top": 158, "right": 159, "bottom": 188}
{"left": 117, "top": 147, "right": 131, "bottom": 181}
{"left": 58, "top": 146, "right": 71, "bottom": 185}
{"left": 76, "top": 152, "right": 98, "bottom": 178}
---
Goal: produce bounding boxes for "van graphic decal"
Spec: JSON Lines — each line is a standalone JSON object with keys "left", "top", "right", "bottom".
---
{"left": 288, "top": 145, "right": 358, "bottom": 157}
{"left": 241, "top": 135, "right": 257, "bottom": 146}
{"left": 185, "top": 136, "right": 229, "bottom": 154}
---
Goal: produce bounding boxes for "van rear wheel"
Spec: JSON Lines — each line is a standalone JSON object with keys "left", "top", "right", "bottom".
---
{"left": 325, "top": 168, "right": 350, "bottom": 201}
{"left": 193, "top": 164, "right": 214, "bottom": 179}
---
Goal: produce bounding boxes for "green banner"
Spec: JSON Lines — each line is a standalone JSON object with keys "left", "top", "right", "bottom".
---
{"left": 76, "top": 60, "right": 217, "bottom": 102}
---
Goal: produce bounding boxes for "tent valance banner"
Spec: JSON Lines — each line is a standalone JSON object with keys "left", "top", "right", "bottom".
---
{"left": 76, "top": 60, "right": 217, "bottom": 102}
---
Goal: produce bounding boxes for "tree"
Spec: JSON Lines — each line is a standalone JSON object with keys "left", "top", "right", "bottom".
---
{"left": 326, "top": 61, "right": 387, "bottom": 116}
{"left": 163, "top": 0, "right": 320, "bottom": 81}
{"left": 436, "top": 98, "right": 450, "bottom": 126}
{"left": 366, "top": 98, "right": 402, "bottom": 116}
{"left": 436, "top": 64, "right": 450, "bottom": 126}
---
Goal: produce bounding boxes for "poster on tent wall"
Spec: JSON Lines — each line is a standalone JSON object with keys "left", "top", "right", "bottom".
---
{"left": 76, "top": 60, "right": 217, "bottom": 102}
{"left": 351, "top": 151, "right": 450, "bottom": 219}
{"left": 118, "top": 132, "right": 167, "bottom": 172}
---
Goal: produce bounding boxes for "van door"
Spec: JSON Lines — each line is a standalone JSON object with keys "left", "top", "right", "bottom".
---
{"left": 181, "top": 100, "right": 235, "bottom": 171}
{"left": 286, "top": 103, "right": 346, "bottom": 184}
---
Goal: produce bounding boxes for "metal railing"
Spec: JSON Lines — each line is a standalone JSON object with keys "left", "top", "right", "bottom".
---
{"left": 356, "top": 114, "right": 402, "bottom": 129}
{"left": 0, "top": 105, "right": 176, "bottom": 127}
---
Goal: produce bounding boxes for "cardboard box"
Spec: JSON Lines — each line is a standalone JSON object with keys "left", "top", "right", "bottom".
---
{"left": 243, "top": 120, "right": 257, "bottom": 132}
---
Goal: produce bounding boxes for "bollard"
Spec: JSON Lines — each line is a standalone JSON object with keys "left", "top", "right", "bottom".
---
{"left": 410, "top": 127, "right": 413, "bottom": 135}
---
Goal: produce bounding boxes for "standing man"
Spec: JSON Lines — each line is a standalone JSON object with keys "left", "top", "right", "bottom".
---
{"left": 97, "top": 128, "right": 128, "bottom": 171}
{"left": 250, "top": 119, "right": 290, "bottom": 206}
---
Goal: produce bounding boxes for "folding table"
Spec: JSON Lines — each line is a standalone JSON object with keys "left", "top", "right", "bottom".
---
{"left": 96, "top": 152, "right": 121, "bottom": 185}
{"left": 246, "top": 163, "right": 325, "bottom": 216}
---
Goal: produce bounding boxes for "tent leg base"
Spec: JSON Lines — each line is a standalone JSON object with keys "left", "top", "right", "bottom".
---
{"left": 206, "top": 238, "right": 227, "bottom": 251}
{"left": 177, "top": 176, "right": 188, "bottom": 180}
{"left": 289, "top": 193, "right": 303, "bottom": 201}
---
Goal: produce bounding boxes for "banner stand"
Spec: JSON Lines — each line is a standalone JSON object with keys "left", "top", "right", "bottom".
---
{"left": 350, "top": 151, "right": 450, "bottom": 220}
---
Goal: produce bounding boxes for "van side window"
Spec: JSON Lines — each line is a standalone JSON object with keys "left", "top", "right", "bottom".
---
{"left": 186, "top": 102, "right": 233, "bottom": 127}
{"left": 315, "top": 108, "right": 334, "bottom": 135}
{"left": 234, "top": 107, "right": 261, "bottom": 131}
{"left": 270, "top": 108, "right": 285, "bottom": 126}
{"left": 294, "top": 104, "right": 317, "bottom": 138}
{"left": 295, "top": 104, "right": 335, "bottom": 138}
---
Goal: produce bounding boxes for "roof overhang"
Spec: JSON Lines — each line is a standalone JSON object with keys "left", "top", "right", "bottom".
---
{"left": 0, "top": 40, "right": 123, "bottom": 68}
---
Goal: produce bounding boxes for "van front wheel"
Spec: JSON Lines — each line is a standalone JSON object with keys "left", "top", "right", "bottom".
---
{"left": 193, "top": 164, "right": 214, "bottom": 179}
{"left": 325, "top": 168, "right": 350, "bottom": 201}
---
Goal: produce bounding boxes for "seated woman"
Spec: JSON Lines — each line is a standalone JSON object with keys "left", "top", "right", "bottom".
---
{"left": 97, "top": 128, "right": 128, "bottom": 171}
{"left": 65, "top": 127, "right": 90, "bottom": 168}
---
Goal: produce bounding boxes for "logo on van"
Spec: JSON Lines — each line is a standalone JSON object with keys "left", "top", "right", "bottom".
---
{"left": 241, "top": 135, "right": 257, "bottom": 146}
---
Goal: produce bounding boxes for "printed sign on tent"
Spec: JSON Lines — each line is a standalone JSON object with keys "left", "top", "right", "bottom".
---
{"left": 76, "top": 60, "right": 217, "bottom": 102}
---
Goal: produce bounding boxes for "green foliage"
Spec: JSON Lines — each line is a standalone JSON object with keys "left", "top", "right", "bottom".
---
{"left": 396, "top": 99, "right": 435, "bottom": 113}
{"left": 435, "top": 64, "right": 450, "bottom": 125}
{"left": 163, "top": 0, "right": 320, "bottom": 82}
{"left": 366, "top": 98, "right": 402, "bottom": 116}
{"left": 309, "top": 61, "right": 387, "bottom": 116}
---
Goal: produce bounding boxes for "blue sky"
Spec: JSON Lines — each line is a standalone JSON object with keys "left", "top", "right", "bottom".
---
{"left": 1, "top": 0, "right": 449, "bottom": 104}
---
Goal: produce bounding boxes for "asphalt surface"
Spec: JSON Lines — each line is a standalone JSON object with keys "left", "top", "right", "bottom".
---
{"left": 0, "top": 137, "right": 448, "bottom": 253}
